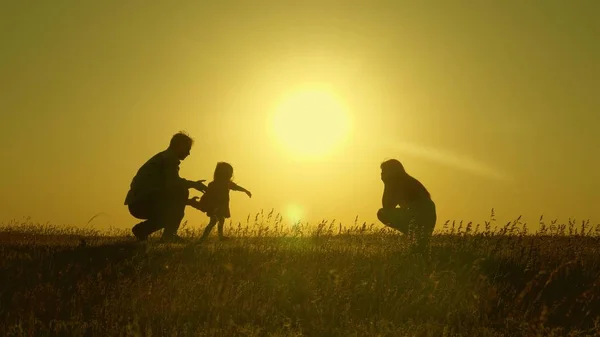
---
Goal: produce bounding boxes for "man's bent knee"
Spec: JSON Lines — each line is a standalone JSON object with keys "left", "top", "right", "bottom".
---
{"left": 165, "top": 185, "right": 189, "bottom": 199}
{"left": 161, "top": 186, "right": 189, "bottom": 206}
{"left": 128, "top": 200, "right": 151, "bottom": 220}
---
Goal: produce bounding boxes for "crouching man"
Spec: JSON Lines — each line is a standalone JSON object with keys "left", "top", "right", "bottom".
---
{"left": 124, "top": 131, "right": 207, "bottom": 242}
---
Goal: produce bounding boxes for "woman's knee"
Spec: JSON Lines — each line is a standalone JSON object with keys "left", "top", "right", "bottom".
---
{"left": 377, "top": 208, "right": 389, "bottom": 224}
{"left": 419, "top": 206, "right": 437, "bottom": 234}
{"left": 377, "top": 208, "right": 384, "bottom": 223}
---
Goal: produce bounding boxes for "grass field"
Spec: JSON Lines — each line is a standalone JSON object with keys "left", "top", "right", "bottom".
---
{"left": 1, "top": 212, "right": 600, "bottom": 336}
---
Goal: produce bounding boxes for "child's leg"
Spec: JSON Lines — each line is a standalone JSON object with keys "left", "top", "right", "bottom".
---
{"left": 202, "top": 216, "right": 218, "bottom": 239}
{"left": 217, "top": 217, "right": 226, "bottom": 239}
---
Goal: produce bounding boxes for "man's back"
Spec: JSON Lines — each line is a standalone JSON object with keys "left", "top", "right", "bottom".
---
{"left": 124, "top": 150, "right": 180, "bottom": 205}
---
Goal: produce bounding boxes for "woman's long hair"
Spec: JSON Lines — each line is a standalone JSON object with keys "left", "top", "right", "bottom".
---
{"left": 380, "top": 159, "right": 407, "bottom": 176}
{"left": 381, "top": 159, "right": 431, "bottom": 199}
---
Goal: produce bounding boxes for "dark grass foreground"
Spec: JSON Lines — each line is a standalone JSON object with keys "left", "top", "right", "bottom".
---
{"left": 1, "top": 216, "right": 600, "bottom": 336}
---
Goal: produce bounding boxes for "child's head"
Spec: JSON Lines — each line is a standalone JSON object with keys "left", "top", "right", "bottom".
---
{"left": 213, "top": 162, "right": 234, "bottom": 182}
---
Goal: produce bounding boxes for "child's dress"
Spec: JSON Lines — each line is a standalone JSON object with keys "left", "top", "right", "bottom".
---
{"left": 198, "top": 181, "right": 237, "bottom": 218}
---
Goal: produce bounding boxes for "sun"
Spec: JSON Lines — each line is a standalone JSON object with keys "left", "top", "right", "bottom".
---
{"left": 271, "top": 88, "right": 351, "bottom": 159}
{"left": 285, "top": 204, "right": 304, "bottom": 224}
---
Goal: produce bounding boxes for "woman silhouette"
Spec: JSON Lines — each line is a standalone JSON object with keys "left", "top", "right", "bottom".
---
{"left": 377, "top": 159, "right": 437, "bottom": 251}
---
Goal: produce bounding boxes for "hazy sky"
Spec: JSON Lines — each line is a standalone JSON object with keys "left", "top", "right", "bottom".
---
{"left": 1, "top": 1, "right": 598, "bottom": 231}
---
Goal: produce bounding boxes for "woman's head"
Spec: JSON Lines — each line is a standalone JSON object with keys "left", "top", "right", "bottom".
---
{"left": 214, "top": 162, "right": 234, "bottom": 182}
{"left": 380, "top": 159, "right": 407, "bottom": 183}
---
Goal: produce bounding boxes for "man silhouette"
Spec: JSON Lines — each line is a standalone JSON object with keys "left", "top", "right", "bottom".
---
{"left": 124, "top": 131, "right": 207, "bottom": 242}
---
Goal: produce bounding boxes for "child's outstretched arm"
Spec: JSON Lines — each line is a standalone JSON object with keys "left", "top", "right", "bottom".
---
{"left": 229, "top": 182, "right": 252, "bottom": 198}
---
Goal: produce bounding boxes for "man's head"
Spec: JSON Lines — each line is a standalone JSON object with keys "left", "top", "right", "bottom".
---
{"left": 168, "top": 131, "right": 194, "bottom": 160}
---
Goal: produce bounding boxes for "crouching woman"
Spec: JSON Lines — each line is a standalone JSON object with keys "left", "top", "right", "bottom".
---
{"left": 377, "top": 159, "right": 437, "bottom": 252}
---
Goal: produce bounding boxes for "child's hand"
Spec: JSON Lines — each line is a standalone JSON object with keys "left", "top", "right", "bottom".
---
{"left": 245, "top": 191, "right": 252, "bottom": 198}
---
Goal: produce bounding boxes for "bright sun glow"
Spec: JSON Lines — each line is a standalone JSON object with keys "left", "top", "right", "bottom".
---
{"left": 271, "top": 88, "right": 351, "bottom": 159}
{"left": 285, "top": 204, "right": 304, "bottom": 224}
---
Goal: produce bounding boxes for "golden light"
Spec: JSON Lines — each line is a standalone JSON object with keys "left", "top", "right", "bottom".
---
{"left": 285, "top": 204, "right": 304, "bottom": 224}
{"left": 270, "top": 87, "right": 351, "bottom": 159}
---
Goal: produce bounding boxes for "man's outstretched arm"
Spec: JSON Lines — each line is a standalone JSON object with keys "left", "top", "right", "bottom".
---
{"left": 164, "top": 159, "right": 207, "bottom": 192}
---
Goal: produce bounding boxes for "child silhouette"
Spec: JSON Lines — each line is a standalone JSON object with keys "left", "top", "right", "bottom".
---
{"left": 191, "top": 162, "right": 251, "bottom": 241}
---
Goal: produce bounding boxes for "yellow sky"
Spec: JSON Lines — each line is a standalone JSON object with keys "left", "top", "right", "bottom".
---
{"left": 1, "top": 2, "right": 599, "bottom": 231}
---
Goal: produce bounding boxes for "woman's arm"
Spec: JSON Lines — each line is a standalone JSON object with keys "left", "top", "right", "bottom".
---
{"left": 382, "top": 184, "right": 397, "bottom": 208}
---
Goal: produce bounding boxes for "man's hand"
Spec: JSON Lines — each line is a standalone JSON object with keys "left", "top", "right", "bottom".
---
{"left": 193, "top": 180, "right": 207, "bottom": 193}
{"left": 187, "top": 196, "right": 203, "bottom": 210}
{"left": 245, "top": 190, "right": 252, "bottom": 198}
{"left": 187, "top": 196, "right": 200, "bottom": 205}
